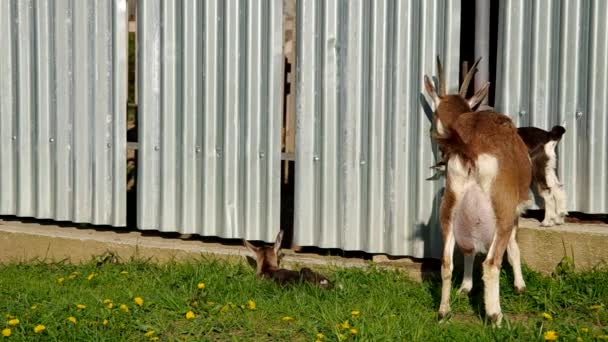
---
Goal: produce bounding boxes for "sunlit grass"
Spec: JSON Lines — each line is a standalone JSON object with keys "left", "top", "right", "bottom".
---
{"left": 0, "top": 256, "right": 606, "bottom": 341}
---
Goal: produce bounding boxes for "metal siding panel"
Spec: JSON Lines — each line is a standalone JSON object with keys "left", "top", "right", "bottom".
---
{"left": 294, "top": 0, "right": 460, "bottom": 257}
{"left": 16, "top": 0, "right": 34, "bottom": 217}
{"left": 181, "top": 0, "right": 198, "bottom": 234}
{"left": 53, "top": 0, "right": 73, "bottom": 221}
{"left": 0, "top": 0, "right": 15, "bottom": 213}
{"left": 0, "top": 0, "right": 126, "bottom": 225}
{"left": 137, "top": 0, "right": 282, "bottom": 242}
{"left": 34, "top": 1, "right": 52, "bottom": 218}
{"left": 496, "top": 0, "right": 608, "bottom": 213}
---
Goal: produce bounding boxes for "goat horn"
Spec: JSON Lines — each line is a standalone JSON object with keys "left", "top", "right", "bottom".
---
{"left": 459, "top": 57, "right": 482, "bottom": 97}
{"left": 436, "top": 56, "right": 446, "bottom": 96}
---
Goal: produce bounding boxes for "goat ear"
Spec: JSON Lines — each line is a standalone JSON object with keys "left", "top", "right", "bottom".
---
{"left": 467, "top": 82, "right": 490, "bottom": 109}
{"left": 424, "top": 75, "right": 440, "bottom": 107}
{"left": 273, "top": 230, "right": 284, "bottom": 255}
{"left": 243, "top": 240, "right": 259, "bottom": 254}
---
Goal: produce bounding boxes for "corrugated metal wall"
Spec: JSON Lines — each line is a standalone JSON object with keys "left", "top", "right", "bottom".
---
{"left": 495, "top": 0, "right": 608, "bottom": 213}
{"left": 137, "top": 0, "right": 283, "bottom": 242}
{"left": 294, "top": 0, "right": 461, "bottom": 258}
{"left": 0, "top": 0, "right": 127, "bottom": 226}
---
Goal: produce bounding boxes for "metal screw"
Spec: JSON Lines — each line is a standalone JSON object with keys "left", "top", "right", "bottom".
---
{"left": 11, "top": 136, "right": 16, "bottom": 140}
{"left": 313, "top": 155, "right": 320, "bottom": 162}
{"left": 259, "top": 152, "right": 265, "bottom": 159}
{"left": 360, "top": 160, "right": 366, "bottom": 165}
{"left": 49, "top": 138, "right": 55, "bottom": 143}
{"left": 106, "top": 143, "right": 111, "bottom": 148}
{"left": 195, "top": 146, "right": 201, "bottom": 153}
{"left": 519, "top": 110, "right": 527, "bottom": 117}
{"left": 575, "top": 111, "right": 583, "bottom": 119}
{"left": 154, "top": 146, "right": 160, "bottom": 151}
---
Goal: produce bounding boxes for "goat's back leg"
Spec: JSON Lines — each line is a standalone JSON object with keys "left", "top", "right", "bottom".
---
{"left": 482, "top": 220, "right": 512, "bottom": 326}
{"left": 506, "top": 225, "right": 526, "bottom": 293}
{"left": 553, "top": 182, "right": 567, "bottom": 224}
{"left": 438, "top": 191, "right": 456, "bottom": 320}
{"left": 458, "top": 254, "right": 475, "bottom": 295}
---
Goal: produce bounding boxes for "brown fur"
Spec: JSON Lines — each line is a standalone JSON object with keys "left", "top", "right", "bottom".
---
{"left": 243, "top": 231, "right": 330, "bottom": 289}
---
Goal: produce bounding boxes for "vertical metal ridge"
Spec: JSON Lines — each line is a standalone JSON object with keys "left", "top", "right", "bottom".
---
{"left": 138, "top": 0, "right": 282, "bottom": 241}
{"left": 295, "top": 0, "right": 460, "bottom": 257}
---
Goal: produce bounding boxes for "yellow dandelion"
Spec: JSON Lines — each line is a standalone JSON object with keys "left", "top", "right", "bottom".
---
{"left": 581, "top": 327, "right": 589, "bottom": 333}
{"left": 106, "top": 302, "right": 114, "bottom": 309}
{"left": 7, "top": 319, "right": 19, "bottom": 327}
{"left": 577, "top": 338, "right": 583, "bottom": 342}
{"left": 351, "top": 310, "right": 360, "bottom": 318}
{"left": 150, "top": 338, "right": 159, "bottom": 341}
{"left": 248, "top": 300, "right": 256, "bottom": 310}
{"left": 119, "top": 304, "right": 129, "bottom": 312}
{"left": 87, "top": 273, "right": 97, "bottom": 281}
{"left": 2, "top": 328, "right": 11, "bottom": 337}
{"left": 57, "top": 277, "right": 65, "bottom": 284}
{"left": 76, "top": 304, "right": 86, "bottom": 310}
{"left": 186, "top": 311, "right": 196, "bottom": 319}
{"left": 30, "top": 305, "right": 37, "bottom": 310}
{"left": 33, "top": 324, "right": 46, "bottom": 334}
{"left": 103, "top": 299, "right": 112, "bottom": 304}
{"left": 104, "top": 299, "right": 114, "bottom": 309}
{"left": 281, "top": 316, "right": 294, "bottom": 321}
{"left": 67, "top": 316, "right": 77, "bottom": 324}
{"left": 133, "top": 297, "right": 144, "bottom": 307}
{"left": 316, "top": 332, "right": 325, "bottom": 340}
{"left": 102, "top": 319, "right": 109, "bottom": 326}
{"left": 350, "top": 328, "right": 358, "bottom": 335}
{"left": 197, "top": 282, "right": 205, "bottom": 290}
{"left": 68, "top": 272, "right": 79, "bottom": 279}
{"left": 542, "top": 312, "right": 553, "bottom": 320}
{"left": 315, "top": 340, "right": 322, "bottom": 342}
{"left": 120, "top": 270, "right": 128, "bottom": 275}
{"left": 544, "top": 330, "right": 558, "bottom": 341}
{"left": 590, "top": 304, "right": 602, "bottom": 311}
{"left": 145, "top": 330, "right": 155, "bottom": 337}
{"left": 337, "top": 320, "right": 350, "bottom": 329}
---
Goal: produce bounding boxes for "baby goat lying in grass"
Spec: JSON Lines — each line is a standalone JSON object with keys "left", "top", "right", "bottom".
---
{"left": 243, "top": 231, "right": 330, "bottom": 288}
{"left": 517, "top": 125, "right": 567, "bottom": 226}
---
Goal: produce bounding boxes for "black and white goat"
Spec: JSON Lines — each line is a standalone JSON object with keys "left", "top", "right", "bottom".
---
{"left": 517, "top": 125, "right": 567, "bottom": 226}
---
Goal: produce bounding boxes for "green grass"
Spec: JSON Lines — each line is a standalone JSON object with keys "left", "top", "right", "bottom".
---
{"left": 0, "top": 256, "right": 607, "bottom": 341}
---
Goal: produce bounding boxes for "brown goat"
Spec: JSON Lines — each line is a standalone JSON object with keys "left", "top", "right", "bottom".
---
{"left": 424, "top": 57, "right": 532, "bottom": 326}
{"left": 243, "top": 231, "right": 330, "bottom": 288}
{"left": 517, "top": 126, "right": 567, "bottom": 226}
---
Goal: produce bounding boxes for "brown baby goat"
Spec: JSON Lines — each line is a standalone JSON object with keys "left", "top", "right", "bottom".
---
{"left": 424, "top": 57, "right": 532, "bottom": 326}
{"left": 243, "top": 231, "right": 330, "bottom": 288}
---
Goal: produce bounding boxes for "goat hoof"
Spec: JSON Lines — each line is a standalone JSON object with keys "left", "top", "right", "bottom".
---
{"left": 457, "top": 286, "right": 471, "bottom": 296}
{"left": 541, "top": 220, "right": 554, "bottom": 227}
{"left": 487, "top": 312, "right": 503, "bottom": 327}
{"left": 438, "top": 310, "right": 452, "bottom": 322}
{"left": 514, "top": 286, "right": 526, "bottom": 294}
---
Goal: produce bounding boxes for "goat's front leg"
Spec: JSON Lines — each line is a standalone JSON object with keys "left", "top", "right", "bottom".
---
{"left": 439, "top": 228, "right": 455, "bottom": 319}
{"left": 539, "top": 188, "right": 556, "bottom": 226}
{"left": 457, "top": 254, "right": 475, "bottom": 295}
{"left": 506, "top": 226, "right": 526, "bottom": 293}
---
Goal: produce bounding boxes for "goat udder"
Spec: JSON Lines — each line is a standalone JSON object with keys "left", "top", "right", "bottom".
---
{"left": 453, "top": 184, "right": 496, "bottom": 255}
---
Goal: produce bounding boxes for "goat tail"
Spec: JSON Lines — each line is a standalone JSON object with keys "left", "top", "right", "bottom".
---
{"left": 550, "top": 125, "right": 566, "bottom": 140}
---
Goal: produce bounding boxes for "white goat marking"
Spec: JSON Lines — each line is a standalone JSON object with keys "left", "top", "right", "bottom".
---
{"left": 476, "top": 154, "right": 498, "bottom": 194}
